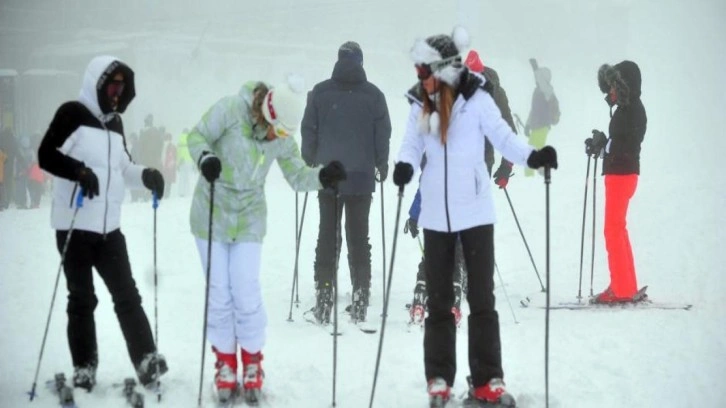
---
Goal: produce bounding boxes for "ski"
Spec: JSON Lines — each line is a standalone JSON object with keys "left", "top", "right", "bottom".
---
{"left": 541, "top": 301, "right": 692, "bottom": 311}
{"left": 243, "top": 388, "right": 262, "bottom": 406}
{"left": 46, "top": 373, "right": 77, "bottom": 408}
{"left": 122, "top": 378, "right": 144, "bottom": 408}
{"left": 212, "top": 384, "right": 239, "bottom": 408}
{"left": 302, "top": 308, "right": 343, "bottom": 336}
{"left": 460, "top": 377, "right": 516, "bottom": 408}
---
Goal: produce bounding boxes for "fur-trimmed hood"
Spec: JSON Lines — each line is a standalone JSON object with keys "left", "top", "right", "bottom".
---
{"left": 598, "top": 60, "right": 642, "bottom": 106}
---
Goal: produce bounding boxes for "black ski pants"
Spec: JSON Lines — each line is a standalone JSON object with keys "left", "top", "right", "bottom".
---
{"left": 56, "top": 229, "right": 155, "bottom": 369}
{"left": 314, "top": 191, "right": 372, "bottom": 290}
{"left": 423, "top": 224, "right": 503, "bottom": 388}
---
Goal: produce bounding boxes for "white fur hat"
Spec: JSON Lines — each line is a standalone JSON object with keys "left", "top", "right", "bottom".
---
{"left": 410, "top": 26, "right": 471, "bottom": 86}
{"left": 261, "top": 75, "right": 305, "bottom": 135}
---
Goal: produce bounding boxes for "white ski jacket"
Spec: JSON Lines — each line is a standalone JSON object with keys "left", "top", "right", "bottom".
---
{"left": 397, "top": 78, "right": 535, "bottom": 233}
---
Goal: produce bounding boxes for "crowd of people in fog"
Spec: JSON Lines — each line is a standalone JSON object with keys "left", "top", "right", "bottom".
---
{"left": 5, "top": 21, "right": 648, "bottom": 408}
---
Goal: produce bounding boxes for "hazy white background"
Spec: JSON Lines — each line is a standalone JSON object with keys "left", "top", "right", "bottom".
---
{"left": 1, "top": 0, "right": 724, "bottom": 407}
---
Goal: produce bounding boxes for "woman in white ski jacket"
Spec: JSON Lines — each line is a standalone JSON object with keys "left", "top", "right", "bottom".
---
{"left": 392, "top": 28, "right": 558, "bottom": 407}
{"left": 37, "top": 55, "right": 168, "bottom": 390}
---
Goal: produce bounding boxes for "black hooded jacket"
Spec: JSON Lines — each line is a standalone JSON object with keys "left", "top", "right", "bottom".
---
{"left": 600, "top": 60, "right": 647, "bottom": 175}
{"left": 301, "top": 58, "right": 391, "bottom": 195}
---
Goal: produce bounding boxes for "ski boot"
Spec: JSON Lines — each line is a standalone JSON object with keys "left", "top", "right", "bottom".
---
{"left": 241, "top": 349, "right": 264, "bottom": 406}
{"left": 452, "top": 281, "right": 463, "bottom": 327}
{"left": 72, "top": 363, "right": 96, "bottom": 392}
{"left": 53, "top": 373, "right": 76, "bottom": 407}
{"left": 213, "top": 347, "right": 238, "bottom": 403}
{"left": 136, "top": 352, "right": 168, "bottom": 388}
{"left": 122, "top": 378, "right": 144, "bottom": 408}
{"left": 469, "top": 378, "right": 516, "bottom": 407}
{"left": 409, "top": 280, "right": 427, "bottom": 325}
{"left": 428, "top": 377, "right": 451, "bottom": 407}
{"left": 351, "top": 286, "right": 370, "bottom": 323}
{"left": 313, "top": 281, "right": 334, "bottom": 324}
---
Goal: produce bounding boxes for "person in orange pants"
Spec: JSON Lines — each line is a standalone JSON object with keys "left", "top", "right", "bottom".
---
{"left": 586, "top": 60, "right": 647, "bottom": 303}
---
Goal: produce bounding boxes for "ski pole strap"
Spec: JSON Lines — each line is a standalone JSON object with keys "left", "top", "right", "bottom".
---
{"left": 76, "top": 189, "right": 84, "bottom": 208}
{"left": 152, "top": 191, "right": 159, "bottom": 209}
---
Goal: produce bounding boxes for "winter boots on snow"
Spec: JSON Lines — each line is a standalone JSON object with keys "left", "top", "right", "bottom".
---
{"left": 427, "top": 377, "right": 451, "bottom": 407}
{"left": 350, "top": 286, "right": 370, "bottom": 322}
{"left": 469, "top": 378, "right": 516, "bottom": 407}
{"left": 590, "top": 286, "right": 648, "bottom": 305}
{"left": 313, "top": 281, "right": 334, "bottom": 324}
{"left": 72, "top": 364, "right": 96, "bottom": 392}
{"left": 136, "top": 352, "right": 168, "bottom": 388}
{"left": 242, "top": 349, "right": 264, "bottom": 405}
{"left": 213, "top": 347, "right": 238, "bottom": 401}
{"left": 409, "top": 281, "right": 462, "bottom": 326}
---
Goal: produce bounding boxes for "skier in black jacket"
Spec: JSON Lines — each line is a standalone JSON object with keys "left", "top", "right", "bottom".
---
{"left": 586, "top": 60, "right": 647, "bottom": 303}
{"left": 37, "top": 55, "right": 168, "bottom": 390}
{"left": 301, "top": 41, "right": 392, "bottom": 324}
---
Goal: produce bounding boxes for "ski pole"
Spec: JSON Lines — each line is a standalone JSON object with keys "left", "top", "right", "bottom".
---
{"left": 544, "top": 165, "right": 553, "bottom": 408}
{"left": 152, "top": 192, "right": 162, "bottom": 401}
{"left": 295, "top": 193, "right": 308, "bottom": 306}
{"left": 589, "top": 157, "right": 599, "bottom": 297}
{"left": 379, "top": 179, "right": 386, "bottom": 316}
{"left": 332, "top": 189, "right": 341, "bottom": 407}
{"left": 369, "top": 185, "right": 405, "bottom": 408}
{"left": 502, "top": 187, "right": 545, "bottom": 291}
{"left": 287, "top": 192, "right": 308, "bottom": 321}
{"left": 577, "top": 155, "right": 592, "bottom": 301}
{"left": 28, "top": 190, "right": 84, "bottom": 401}
{"left": 495, "top": 262, "right": 518, "bottom": 324}
{"left": 197, "top": 182, "right": 215, "bottom": 408}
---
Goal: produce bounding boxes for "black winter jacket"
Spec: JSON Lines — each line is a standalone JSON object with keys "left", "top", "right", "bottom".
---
{"left": 601, "top": 61, "right": 647, "bottom": 175}
{"left": 301, "top": 59, "right": 391, "bottom": 195}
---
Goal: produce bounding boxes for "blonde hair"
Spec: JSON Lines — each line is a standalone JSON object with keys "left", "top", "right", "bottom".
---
{"left": 251, "top": 82, "right": 270, "bottom": 127}
{"left": 421, "top": 82, "right": 455, "bottom": 144}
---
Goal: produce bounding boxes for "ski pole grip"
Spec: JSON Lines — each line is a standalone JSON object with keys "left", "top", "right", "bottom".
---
{"left": 76, "top": 189, "right": 85, "bottom": 208}
{"left": 152, "top": 191, "right": 159, "bottom": 209}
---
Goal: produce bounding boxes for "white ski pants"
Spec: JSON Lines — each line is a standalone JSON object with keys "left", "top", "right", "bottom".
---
{"left": 195, "top": 239, "right": 267, "bottom": 354}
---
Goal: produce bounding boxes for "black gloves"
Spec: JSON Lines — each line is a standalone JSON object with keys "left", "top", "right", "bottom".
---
{"left": 319, "top": 161, "right": 347, "bottom": 189}
{"left": 585, "top": 130, "right": 608, "bottom": 158}
{"left": 492, "top": 161, "right": 513, "bottom": 189}
{"left": 403, "top": 218, "right": 419, "bottom": 238}
{"left": 375, "top": 163, "right": 388, "bottom": 183}
{"left": 200, "top": 154, "right": 222, "bottom": 183}
{"left": 142, "top": 168, "right": 165, "bottom": 199}
{"left": 75, "top": 166, "right": 99, "bottom": 199}
{"left": 393, "top": 162, "right": 414, "bottom": 187}
{"left": 527, "top": 146, "right": 558, "bottom": 170}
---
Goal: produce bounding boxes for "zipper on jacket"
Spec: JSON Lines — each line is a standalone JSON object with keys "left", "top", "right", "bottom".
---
{"left": 250, "top": 146, "right": 265, "bottom": 180}
{"left": 101, "top": 125, "right": 112, "bottom": 239}
{"left": 444, "top": 143, "right": 451, "bottom": 232}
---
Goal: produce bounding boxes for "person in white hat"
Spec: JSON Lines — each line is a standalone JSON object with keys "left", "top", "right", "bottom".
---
{"left": 393, "top": 27, "right": 558, "bottom": 407}
{"left": 186, "top": 78, "right": 347, "bottom": 403}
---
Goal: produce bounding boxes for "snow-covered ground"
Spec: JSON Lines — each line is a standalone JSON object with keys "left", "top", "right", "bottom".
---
{"left": 2, "top": 0, "right": 725, "bottom": 407}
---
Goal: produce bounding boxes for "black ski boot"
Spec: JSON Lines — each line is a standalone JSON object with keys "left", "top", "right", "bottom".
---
{"left": 351, "top": 287, "right": 370, "bottom": 322}
{"left": 72, "top": 363, "right": 96, "bottom": 392}
{"left": 136, "top": 352, "right": 168, "bottom": 388}
{"left": 409, "top": 280, "right": 427, "bottom": 325}
{"left": 313, "top": 281, "right": 334, "bottom": 324}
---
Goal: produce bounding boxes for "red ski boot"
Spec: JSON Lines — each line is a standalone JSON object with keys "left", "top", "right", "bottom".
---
{"left": 427, "top": 377, "right": 451, "bottom": 407}
{"left": 212, "top": 347, "right": 237, "bottom": 402}
{"left": 472, "top": 378, "right": 516, "bottom": 407}
{"left": 241, "top": 349, "right": 264, "bottom": 405}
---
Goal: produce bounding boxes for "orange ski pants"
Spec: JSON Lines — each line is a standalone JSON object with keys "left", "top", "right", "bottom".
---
{"left": 604, "top": 174, "right": 639, "bottom": 297}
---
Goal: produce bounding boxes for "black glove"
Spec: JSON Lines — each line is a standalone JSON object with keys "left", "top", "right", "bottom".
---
{"left": 393, "top": 162, "right": 414, "bottom": 187}
{"left": 492, "top": 162, "right": 513, "bottom": 189}
{"left": 403, "top": 218, "right": 419, "bottom": 238}
{"left": 375, "top": 163, "right": 388, "bottom": 183}
{"left": 75, "top": 166, "right": 99, "bottom": 199}
{"left": 319, "top": 160, "right": 347, "bottom": 189}
{"left": 527, "top": 146, "right": 558, "bottom": 170}
{"left": 200, "top": 154, "right": 221, "bottom": 183}
{"left": 591, "top": 129, "right": 608, "bottom": 150}
{"left": 142, "top": 168, "right": 165, "bottom": 200}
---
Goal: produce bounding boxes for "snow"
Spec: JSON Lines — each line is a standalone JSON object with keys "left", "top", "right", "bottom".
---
{"left": 2, "top": 0, "right": 725, "bottom": 407}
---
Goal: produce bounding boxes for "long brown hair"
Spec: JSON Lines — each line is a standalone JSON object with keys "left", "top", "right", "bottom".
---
{"left": 421, "top": 81, "right": 455, "bottom": 144}
{"left": 251, "top": 82, "right": 269, "bottom": 127}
